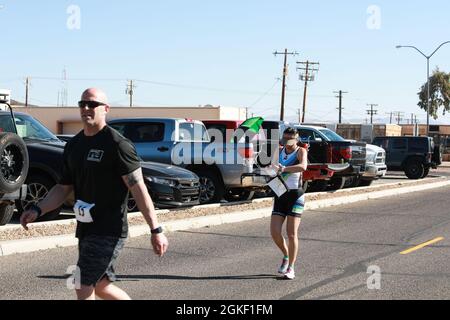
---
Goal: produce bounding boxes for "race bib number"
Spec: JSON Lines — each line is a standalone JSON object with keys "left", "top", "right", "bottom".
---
{"left": 74, "top": 200, "right": 95, "bottom": 223}
{"left": 267, "top": 176, "right": 288, "bottom": 198}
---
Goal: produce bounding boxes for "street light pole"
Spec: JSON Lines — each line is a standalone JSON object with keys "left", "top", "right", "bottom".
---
{"left": 396, "top": 41, "right": 450, "bottom": 136}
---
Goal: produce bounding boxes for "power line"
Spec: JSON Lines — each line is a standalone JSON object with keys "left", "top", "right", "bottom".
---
{"left": 273, "top": 48, "right": 299, "bottom": 121}
{"left": 297, "top": 60, "right": 319, "bottom": 123}
{"left": 126, "top": 80, "right": 136, "bottom": 107}
{"left": 366, "top": 103, "right": 378, "bottom": 124}
{"left": 334, "top": 90, "right": 348, "bottom": 124}
{"left": 385, "top": 112, "right": 393, "bottom": 124}
{"left": 248, "top": 78, "right": 281, "bottom": 108}
{"left": 393, "top": 111, "right": 405, "bottom": 124}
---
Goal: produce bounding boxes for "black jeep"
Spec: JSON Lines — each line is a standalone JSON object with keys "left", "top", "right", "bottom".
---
{"left": 372, "top": 136, "right": 442, "bottom": 179}
{"left": 0, "top": 98, "right": 29, "bottom": 225}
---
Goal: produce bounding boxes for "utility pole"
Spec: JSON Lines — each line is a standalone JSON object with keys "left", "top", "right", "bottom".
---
{"left": 366, "top": 104, "right": 378, "bottom": 124}
{"left": 274, "top": 49, "right": 298, "bottom": 121}
{"left": 334, "top": 90, "right": 348, "bottom": 124}
{"left": 126, "top": 80, "right": 136, "bottom": 107}
{"left": 394, "top": 111, "right": 404, "bottom": 125}
{"left": 385, "top": 112, "right": 393, "bottom": 124}
{"left": 25, "top": 77, "right": 30, "bottom": 107}
{"left": 297, "top": 60, "right": 319, "bottom": 123}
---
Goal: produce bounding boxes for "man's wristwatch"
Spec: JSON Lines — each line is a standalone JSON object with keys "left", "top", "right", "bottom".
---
{"left": 151, "top": 226, "right": 163, "bottom": 235}
{"left": 29, "top": 204, "right": 42, "bottom": 218}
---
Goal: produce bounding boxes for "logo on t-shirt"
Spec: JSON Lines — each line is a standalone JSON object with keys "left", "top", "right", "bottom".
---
{"left": 87, "top": 149, "right": 104, "bottom": 162}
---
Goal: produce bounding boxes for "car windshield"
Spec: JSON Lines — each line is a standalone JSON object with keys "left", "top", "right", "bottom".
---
{"left": 0, "top": 114, "right": 59, "bottom": 141}
{"left": 318, "top": 129, "right": 346, "bottom": 142}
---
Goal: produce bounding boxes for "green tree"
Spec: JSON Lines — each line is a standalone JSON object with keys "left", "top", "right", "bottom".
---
{"left": 418, "top": 68, "right": 450, "bottom": 120}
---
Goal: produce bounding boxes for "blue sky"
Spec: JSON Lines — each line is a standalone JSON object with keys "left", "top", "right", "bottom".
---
{"left": 1, "top": 0, "right": 450, "bottom": 124}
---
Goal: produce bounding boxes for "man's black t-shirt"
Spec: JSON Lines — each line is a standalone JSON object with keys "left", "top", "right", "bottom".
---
{"left": 60, "top": 126, "right": 141, "bottom": 239}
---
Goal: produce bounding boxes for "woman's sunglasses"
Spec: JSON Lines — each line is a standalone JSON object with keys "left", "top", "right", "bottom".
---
{"left": 78, "top": 100, "right": 108, "bottom": 109}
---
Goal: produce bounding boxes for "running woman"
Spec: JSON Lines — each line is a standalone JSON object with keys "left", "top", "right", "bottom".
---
{"left": 20, "top": 88, "right": 169, "bottom": 300}
{"left": 270, "top": 127, "right": 307, "bottom": 280}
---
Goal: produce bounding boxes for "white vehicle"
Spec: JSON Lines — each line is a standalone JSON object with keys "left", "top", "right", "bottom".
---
{"left": 361, "top": 144, "right": 387, "bottom": 186}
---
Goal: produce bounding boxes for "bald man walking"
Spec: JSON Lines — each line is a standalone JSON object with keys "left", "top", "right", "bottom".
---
{"left": 21, "top": 88, "right": 169, "bottom": 300}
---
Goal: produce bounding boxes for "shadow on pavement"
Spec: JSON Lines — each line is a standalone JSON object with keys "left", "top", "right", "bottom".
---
{"left": 38, "top": 274, "right": 280, "bottom": 281}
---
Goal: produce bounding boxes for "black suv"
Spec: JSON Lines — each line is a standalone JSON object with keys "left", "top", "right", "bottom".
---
{"left": 372, "top": 136, "right": 442, "bottom": 179}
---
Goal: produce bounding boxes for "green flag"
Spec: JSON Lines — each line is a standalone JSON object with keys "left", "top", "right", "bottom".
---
{"left": 232, "top": 116, "right": 265, "bottom": 143}
{"left": 239, "top": 116, "right": 264, "bottom": 133}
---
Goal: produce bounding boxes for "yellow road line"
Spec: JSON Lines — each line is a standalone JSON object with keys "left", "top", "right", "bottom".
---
{"left": 400, "top": 237, "right": 445, "bottom": 255}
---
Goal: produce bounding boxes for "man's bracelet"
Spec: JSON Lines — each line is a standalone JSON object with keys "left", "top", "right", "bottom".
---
{"left": 29, "top": 204, "right": 42, "bottom": 218}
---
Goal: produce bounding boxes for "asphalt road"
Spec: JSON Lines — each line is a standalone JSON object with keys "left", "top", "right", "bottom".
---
{"left": 1, "top": 185, "right": 450, "bottom": 300}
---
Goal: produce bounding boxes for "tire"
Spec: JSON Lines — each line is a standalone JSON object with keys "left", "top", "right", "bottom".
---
{"left": 0, "top": 203, "right": 14, "bottom": 226}
{"left": 195, "top": 169, "right": 225, "bottom": 204}
{"left": 358, "top": 179, "right": 374, "bottom": 187}
{"left": 345, "top": 176, "right": 361, "bottom": 188}
{"left": 404, "top": 158, "right": 425, "bottom": 180}
{"left": 224, "top": 188, "right": 255, "bottom": 202}
{"left": 327, "top": 177, "right": 347, "bottom": 191}
{"left": 422, "top": 167, "right": 430, "bottom": 179}
{"left": 307, "top": 180, "right": 328, "bottom": 192}
{"left": 433, "top": 145, "right": 442, "bottom": 165}
{"left": 0, "top": 133, "right": 29, "bottom": 193}
{"left": 15, "top": 173, "right": 62, "bottom": 221}
{"left": 255, "top": 187, "right": 275, "bottom": 198}
{"left": 302, "top": 180, "right": 309, "bottom": 193}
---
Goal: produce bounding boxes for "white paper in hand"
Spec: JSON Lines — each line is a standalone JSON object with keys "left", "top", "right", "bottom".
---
{"left": 267, "top": 176, "right": 288, "bottom": 197}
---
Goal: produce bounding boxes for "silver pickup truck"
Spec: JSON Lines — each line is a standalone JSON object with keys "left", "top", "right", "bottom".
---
{"left": 108, "top": 118, "right": 268, "bottom": 204}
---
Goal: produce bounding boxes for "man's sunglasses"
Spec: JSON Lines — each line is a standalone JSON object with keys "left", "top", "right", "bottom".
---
{"left": 78, "top": 101, "right": 108, "bottom": 109}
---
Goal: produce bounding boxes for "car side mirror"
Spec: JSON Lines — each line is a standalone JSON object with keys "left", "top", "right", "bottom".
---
{"left": 315, "top": 137, "right": 322, "bottom": 142}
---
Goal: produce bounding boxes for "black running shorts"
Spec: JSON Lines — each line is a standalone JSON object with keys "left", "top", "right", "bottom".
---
{"left": 77, "top": 235, "right": 125, "bottom": 286}
{"left": 272, "top": 189, "right": 305, "bottom": 218}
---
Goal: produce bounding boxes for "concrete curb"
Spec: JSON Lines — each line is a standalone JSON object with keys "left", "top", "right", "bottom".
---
{"left": 1, "top": 179, "right": 450, "bottom": 257}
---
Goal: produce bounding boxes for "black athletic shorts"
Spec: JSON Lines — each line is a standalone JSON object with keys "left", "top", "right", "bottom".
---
{"left": 77, "top": 235, "right": 125, "bottom": 286}
{"left": 272, "top": 189, "right": 305, "bottom": 218}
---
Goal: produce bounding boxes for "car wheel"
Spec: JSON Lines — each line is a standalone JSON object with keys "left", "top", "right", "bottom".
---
{"left": 224, "top": 188, "right": 255, "bottom": 202}
{"left": 343, "top": 176, "right": 359, "bottom": 188}
{"left": 196, "top": 170, "right": 225, "bottom": 204}
{"left": 327, "top": 177, "right": 347, "bottom": 191}
{"left": 302, "top": 180, "right": 309, "bottom": 193}
{"left": 254, "top": 187, "right": 274, "bottom": 198}
{"left": 0, "top": 203, "right": 14, "bottom": 226}
{"left": 0, "top": 133, "right": 29, "bottom": 194}
{"left": 15, "top": 174, "right": 62, "bottom": 221}
{"left": 307, "top": 180, "right": 328, "bottom": 192}
{"left": 404, "top": 158, "right": 425, "bottom": 179}
{"left": 422, "top": 167, "right": 430, "bottom": 179}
